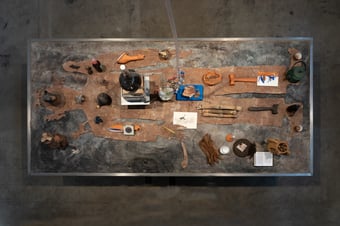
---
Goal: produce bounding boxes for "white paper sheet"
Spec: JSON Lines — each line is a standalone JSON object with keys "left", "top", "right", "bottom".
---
{"left": 173, "top": 112, "right": 198, "bottom": 129}
{"left": 254, "top": 152, "right": 273, "bottom": 166}
{"left": 257, "top": 75, "right": 279, "bottom": 87}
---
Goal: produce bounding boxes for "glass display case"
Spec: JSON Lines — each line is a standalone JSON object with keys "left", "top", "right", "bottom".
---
{"left": 28, "top": 38, "right": 313, "bottom": 176}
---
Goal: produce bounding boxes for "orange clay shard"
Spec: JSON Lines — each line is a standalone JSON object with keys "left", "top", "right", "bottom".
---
{"left": 116, "top": 52, "right": 145, "bottom": 64}
{"left": 225, "top": 133, "right": 235, "bottom": 142}
{"left": 202, "top": 71, "right": 222, "bottom": 86}
{"left": 257, "top": 71, "right": 279, "bottom": 76}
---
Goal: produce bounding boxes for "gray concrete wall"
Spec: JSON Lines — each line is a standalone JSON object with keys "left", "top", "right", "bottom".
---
{"left": 0, "top": 0, "right": 339, "bottom": 225}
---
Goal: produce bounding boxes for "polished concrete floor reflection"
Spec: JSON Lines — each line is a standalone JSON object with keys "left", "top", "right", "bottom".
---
{"left": 0, "top": 0, "right": 339, "bottom": 225}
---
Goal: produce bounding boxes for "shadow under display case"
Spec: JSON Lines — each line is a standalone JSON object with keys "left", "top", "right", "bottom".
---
{"left": 28, "top": 38, "right": 313, "bottom": 176}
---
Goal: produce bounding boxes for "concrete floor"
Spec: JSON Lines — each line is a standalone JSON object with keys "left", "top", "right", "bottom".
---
{"left": 0, "top": 0, "right": 339, "bottom": 225}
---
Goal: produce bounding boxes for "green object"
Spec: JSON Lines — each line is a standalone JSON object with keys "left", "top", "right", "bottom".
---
{"left": 286, "top": 61, "right": 307, "bottom": 83}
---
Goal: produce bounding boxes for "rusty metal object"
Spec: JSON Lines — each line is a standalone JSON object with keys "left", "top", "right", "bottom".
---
{"left": 116, "top": 52, "right": 145, "bottom": 64}
{"left": 229, "top": 73, "right": 257, "bottom": 86}
{"left": 202, "top": 112, "right": 238, "bottom": 118}
{"left": 266, "top": 138, "right": 289, "bottom": 155}
{"left": 248, "top": 104, "right": 279, "bottom": 114}
{"left": 202, "top": 71, "right": 222, "bottom": 86}
{"left": 198, "top": 133, "right": 221, "bottom": 165}
{"left": 203, "top": 109, "right": 237, "bottom": 115}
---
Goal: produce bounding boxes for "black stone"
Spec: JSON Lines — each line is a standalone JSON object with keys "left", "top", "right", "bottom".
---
{"left": 97, "top": 93, "right": 112, "bottom": 107}
{"left": 94, "top": 116, "right": 103, "bottom": 124}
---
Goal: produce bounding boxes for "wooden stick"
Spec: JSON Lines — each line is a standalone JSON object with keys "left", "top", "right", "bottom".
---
{"left": 202, "top": 109, "right": 237, "bottom": 115}
{"left": 202, "top": 112, "right": 238, "bottom": 118}
{"left": 180, "top": 141, "right": 188, "bottom": 169}
{"left": 198, "top": 105, "right": 242, "bottom": 111}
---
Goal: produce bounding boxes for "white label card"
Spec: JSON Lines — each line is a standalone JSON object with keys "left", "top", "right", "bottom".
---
{"left": 173, "top": 112, "right": 198, "bottom": 129}
{"left": 257, "top": 76, "right": 279, "bottom": 87}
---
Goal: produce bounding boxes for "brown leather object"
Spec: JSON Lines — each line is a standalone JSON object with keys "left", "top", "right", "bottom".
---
{"left": 266, "top": 138, "right": 289, "bottom": 155}
{"left": 198, "top": 133, "right": 221, "bottom": 165}
{"left": 202, "top": 71, "right": 222, "bottom": 86}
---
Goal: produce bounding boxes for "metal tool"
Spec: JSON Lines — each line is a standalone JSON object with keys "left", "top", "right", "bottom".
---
{"left": 108, "top": 124, "right": 141, "bottom": 134}
{"left": 248, "top": 104, "right": 279, "bottom": 114}
{"left": 229, "top": 73, "right": 257, "bottom": 86}
{"left": 180, "top": 141, "right": 188, "bottom": 169}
